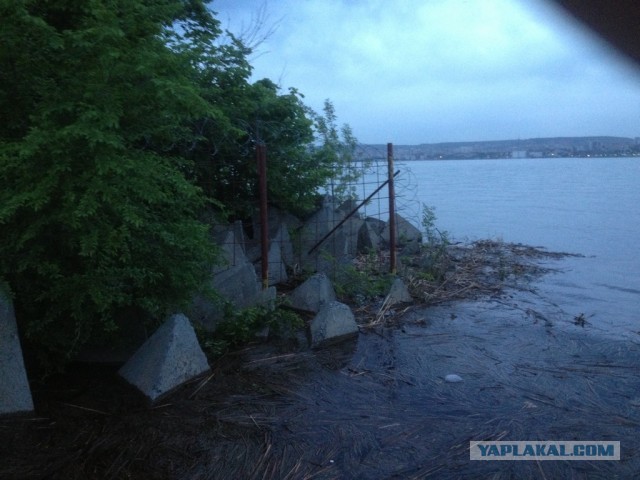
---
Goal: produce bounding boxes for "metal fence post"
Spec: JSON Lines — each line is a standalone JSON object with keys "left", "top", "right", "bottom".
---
{"left": 257, "top": 143, "right": 269, "bottom": 289}
{"left": 387, "top": 142, "right": 397, "bottom": 274}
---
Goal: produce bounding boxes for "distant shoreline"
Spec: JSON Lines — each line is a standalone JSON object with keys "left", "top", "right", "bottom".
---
{"left": 396, "top": 153, "right": 640, "bottom": 161}
{"left": 358, "top": 135, "right": 640, "bottom": 161}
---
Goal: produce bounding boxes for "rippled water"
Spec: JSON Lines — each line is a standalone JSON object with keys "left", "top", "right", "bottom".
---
{"left": 401, "top": 157, "right": 640, "bottom": 339}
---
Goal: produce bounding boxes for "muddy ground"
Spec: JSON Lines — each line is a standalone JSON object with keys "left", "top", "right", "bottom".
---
{"left": 2, "top": 241, "right": 639, "bottom": 479}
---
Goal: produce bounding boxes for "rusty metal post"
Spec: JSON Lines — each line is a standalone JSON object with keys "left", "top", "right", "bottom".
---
{"left": 257, "top": 143, "right": 269, "bottom": 289}
{"left": 387, "top": 142, "right": 397, "bottom": 274}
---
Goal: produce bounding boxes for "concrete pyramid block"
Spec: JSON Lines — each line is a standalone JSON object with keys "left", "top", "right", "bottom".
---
{"left": 382, "top": 214, "right": 423, "bottom": 246}
{"left": 358, "top": 217, "right": 386, "bottom": 253}
{"left": 310, "top": 301, "right": 358, "bottom": 347}
{"left": 0, "top": 288, "right": 34, "bottom": 415}
{"left": 118, "top": 314, "right": 209, "bottom": 402}
{"left": 289, "top": 273, "right": 336, "bottom": 313}
{"left": 386, "top": 278, "right": 413, "bottom": 305}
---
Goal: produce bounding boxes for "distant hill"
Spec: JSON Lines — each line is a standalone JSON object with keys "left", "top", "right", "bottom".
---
{"left": 358, "top": 136, "right": 640, "bottom": 160}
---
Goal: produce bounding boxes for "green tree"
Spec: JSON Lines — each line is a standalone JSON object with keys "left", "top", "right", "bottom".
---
{"left": 191, "top": 77, "right": 321, "bottom": 218}
{"left": 312, "top": 99, "right": 361, "bottom": 202}
{"left": 0, "top": 0, "right": 363, "bottom": 367}
{"left": 188, "top": 75, "right": 359, "bottom": 219}
{"left": 0, "top": 0, "right": 221, "bottom": 364}
{"left": 172, "top": 10, "right": 360, "bottom": 219}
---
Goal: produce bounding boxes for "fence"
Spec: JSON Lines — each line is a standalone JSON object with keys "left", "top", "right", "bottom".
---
{"left": 211, "top": 141, "right": 422, "bottom": 294}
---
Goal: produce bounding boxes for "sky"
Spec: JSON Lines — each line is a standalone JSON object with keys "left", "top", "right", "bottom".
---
{"left": 210, "top": 0, "right": 640, "bottom": 144}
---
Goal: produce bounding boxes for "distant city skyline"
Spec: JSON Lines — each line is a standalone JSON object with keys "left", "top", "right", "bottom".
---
{"left": 212, "top": 0, "right": 640, "bottom": 144}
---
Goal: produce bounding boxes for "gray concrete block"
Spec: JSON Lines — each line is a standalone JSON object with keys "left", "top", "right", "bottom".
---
{"left": 213, "top": 229, "right": 247, "bottom": 272}
{"left": 337, "top": 217, "right": 364, "bottom": 258}
{"left": 383, "top": 214, "right": 423, "bottom": 246}
{"left": 250, "top": 206, "right": 301, "bottom": 268}
{"left": 189, "top": 226, "right": 261, "bottom": 330}
{"left": 358, "top": 217, "right": 386, "bottom": 253}
{"left": 289, "top": 273, "right": 336, "bottom": 313}
{"left": 386, "top": 278, "right": 413, "bottom": 305}
{"left": 310, "top": 301, "right": 358, "bottom": 347}
{"left": 0, "top": 288, "right": 34, "bottom": 415}
{"left": 274, "top": 222, "right": 296, "bottom": 271}
{"left": 298, "top": 196, "right": 341, "bottom": 256}
{"left": 118, "top": 314, "right": 209, "bottom": 402}
{"left": 297, "top": 197, "right": 364, "bottom": 273}
{"left": 264, "top": 234, "right": 288, "bottom": 286}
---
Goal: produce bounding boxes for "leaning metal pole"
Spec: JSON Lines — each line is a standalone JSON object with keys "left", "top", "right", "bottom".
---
{"left": 307, "top": 170, "right": 401, "bottom": 256}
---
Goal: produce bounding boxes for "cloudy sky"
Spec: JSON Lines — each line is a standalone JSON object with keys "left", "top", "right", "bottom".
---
{"left": 211, "top": 0, "right": 640, "bottom": 144}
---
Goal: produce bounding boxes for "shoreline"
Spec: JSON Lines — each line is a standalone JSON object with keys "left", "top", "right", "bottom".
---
{"left": 2, "top": 240, "right": 638, "bottom": 479}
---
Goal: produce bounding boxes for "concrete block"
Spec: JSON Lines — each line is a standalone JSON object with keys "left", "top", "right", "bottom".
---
{"left": 289, "top": 273, "right": 336, "bottom": 313}
{"left": 0, "top": 288, "right": 34, "bottom": 415}
{"left": 310, "top": 301, "right": 358, "bottom": 347}
{"left": 383, "top": 214, "right": 422, "bottom": 246}
{"left": 118, "top": 314, "right": 209, "bottom": 402}
{"left": 189, "top": 227, "right": 261, "bottom": 330}
{"left": 263, "top": 234, "right": 288, "bottom": 286}
{"left": 358, "top": 217, "right": 386, "bottom": 253}
{"left": 250, "top": 206, "right": 301, "bottom": 268}
{"left": 386, "top": 278, "right": 413, "bottom": 306}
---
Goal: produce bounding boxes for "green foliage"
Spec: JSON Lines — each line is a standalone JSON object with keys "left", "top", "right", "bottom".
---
{"left": 188, "top": 78, "right": 361, "bottom": 219}
{"left": 312, "top": 100, "right": 362, "bottom": 202}
{"left": 197, "top": 303, "right": 304, "bottom": 358}
{"left": 421, "top": 204, "right": 449, "bottom": 246}
{"left": 0, "top": 0, "right": 362, "bottom": 366}
{"left": 267, "top": 306, "right": 305, "bottom": 337}
{"left": 166, "top": 14, "right": 360, "bottom": 221}
{"left": 332, "top": 251, "right": 393, "bottom": 303}
{"left": 189, "top": 76, "right": 321, "bottom": 218}
{"left": 419, "top": 204, "right": 451, "bottom": 281}
{"left": 166, "top": 17, "right": 345, "bottom": 219}
{"left": 0, "top": 0, "right": 221, "bottom": 364}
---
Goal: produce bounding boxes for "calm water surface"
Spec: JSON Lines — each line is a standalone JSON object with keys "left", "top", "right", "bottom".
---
{"left": 402, "top": 157, "right": 640, "bottom": 339}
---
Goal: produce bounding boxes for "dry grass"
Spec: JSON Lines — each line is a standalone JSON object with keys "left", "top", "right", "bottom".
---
{"left": 355, "top": 239, "right": 579, "bottom": 328}
{"left": 405, "top": 239, "right": 575, "bottom": 304}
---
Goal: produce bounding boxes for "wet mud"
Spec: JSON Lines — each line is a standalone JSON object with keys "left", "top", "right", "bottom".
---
{"left": 2, "top": 246, "right": 640, "bottom": 479}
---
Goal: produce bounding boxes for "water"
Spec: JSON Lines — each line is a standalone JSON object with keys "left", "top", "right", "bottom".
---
{"left": 399, "top": 157, "right": 640, "bottom": 339}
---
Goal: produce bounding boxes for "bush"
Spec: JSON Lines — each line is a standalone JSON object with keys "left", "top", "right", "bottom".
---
{"left": 197, "top": 303, "right": 304, "bottom": 358}
{"left": 0, "top": 0, "right": 220, "bottom": 367}
{"left": 0, "top": 0, "right": 360, "bottom": 368}
{"left": 416, "top": 204, "right": 450, "bottom": 280}
{"left": 332, "top": 251, "right": 394, "bottom": 304}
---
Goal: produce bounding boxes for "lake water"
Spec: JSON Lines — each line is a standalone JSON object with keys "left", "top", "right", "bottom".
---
{"left": 393, "top": 157, "right": 640, "bottom": 340}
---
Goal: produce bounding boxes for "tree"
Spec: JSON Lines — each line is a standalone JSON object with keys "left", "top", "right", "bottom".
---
{"left": 0, "top": 0, "right": 361, "bottom": 367}
{"left": 312, "top": 99, "right": 361, "bottom": 202}
{"left": 0, "top": 0, "right": 221, "bottom": 365}
{"left": 188, "top": 75, "right": 359, "bottom": 219}
{"left": 189, "top": 75, "right": 327, "bottom": 218}
{"left": 165, "top": 4, "right": 361, "bottom": 220}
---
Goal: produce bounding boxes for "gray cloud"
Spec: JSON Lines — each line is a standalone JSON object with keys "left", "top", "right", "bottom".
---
{"left": 212, "top": 0, "right": 640, "bottom": 143}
